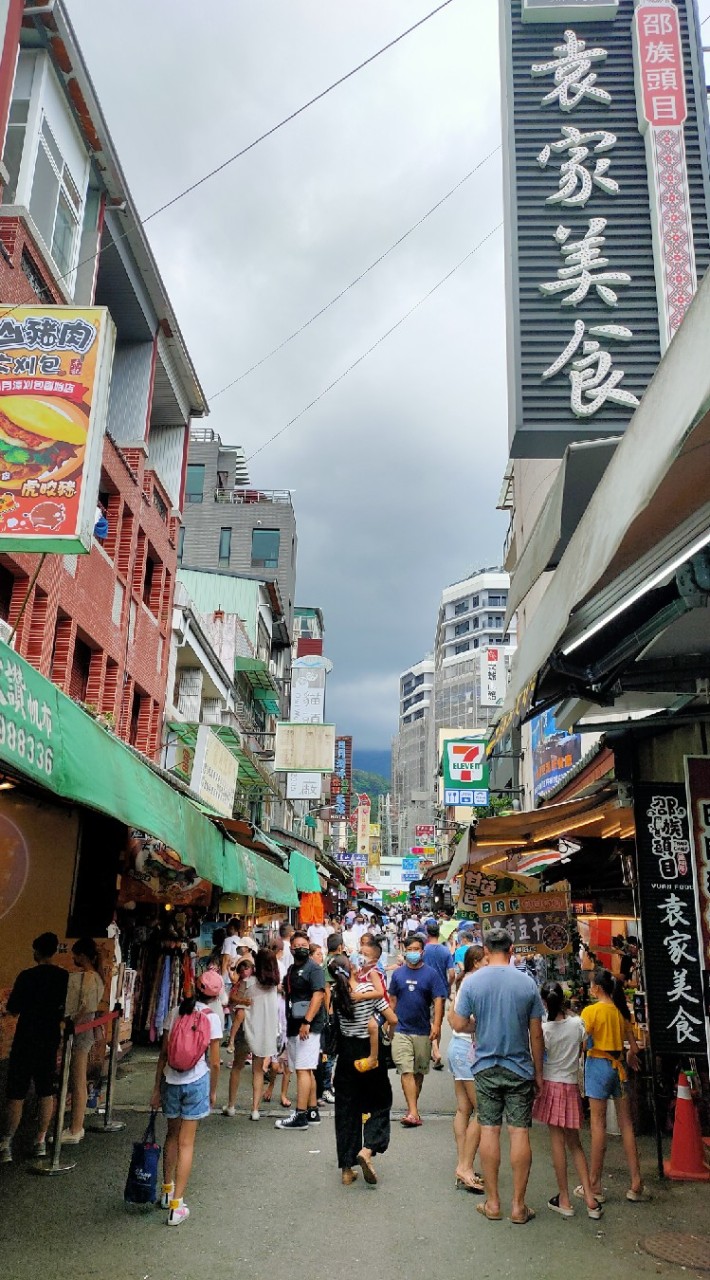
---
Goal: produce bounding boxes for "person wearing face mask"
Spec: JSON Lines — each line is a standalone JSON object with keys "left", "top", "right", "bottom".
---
{"left": 275, "top": 930, "right": 326, "bottom": 1131}
{"left": 388, "top": 935, "right": 448, "bottom": 1128}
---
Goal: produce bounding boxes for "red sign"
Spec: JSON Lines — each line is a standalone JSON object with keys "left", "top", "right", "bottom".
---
{"left": 415, "top": 824, "right": 435, "bottom": 840}
{"left": 634, "top": 2, "right": 687, "bottom": 128}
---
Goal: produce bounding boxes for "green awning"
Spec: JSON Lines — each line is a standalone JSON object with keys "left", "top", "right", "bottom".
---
{"left": 167, "top": 719, "right": 277, "bottom": 795}
{"left": 222, "top": 842, "right": 298, "bottom": 907}
{"left": 288, "top": 849, "right": 322, "bottom": 894}
{"left": 234, "top": 656, "right": 281, "bottom": 698}
{"left": 0, "top": 641, "right": 226, "bottom": 885}
{"left": 253, "top": 688, "right": 280, "bottom": 716}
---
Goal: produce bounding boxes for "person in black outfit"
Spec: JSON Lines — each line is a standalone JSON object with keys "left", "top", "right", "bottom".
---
{"left": 275, "top": 929, "right": 326, "bottom": 1131}
{"left": 0, "top": 932, "right": 69, "bottom": 1163}
{"left": 329, "top": 955, "right": 397, "bottom": 1186}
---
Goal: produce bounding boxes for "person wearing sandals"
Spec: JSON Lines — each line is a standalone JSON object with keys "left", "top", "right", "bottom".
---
{"left": 329, "top": 955, "right": 398, "bottom": 1185}
{"left": 578, "top": 968, "right": 648, "bottom": 1205}
{"left": 447, "top": 945, "right": 485, "bottom": 1195}
{"left": 450, "top": 927, "right": 544, "bottom": 1226}
{"left": 533, "top": 982, "right": 602, "bottom": 1220}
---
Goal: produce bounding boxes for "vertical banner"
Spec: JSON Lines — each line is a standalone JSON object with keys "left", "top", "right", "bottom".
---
{"left": 683, "top": 757, "right": 710, "bottom": 1053}
{"left": 480, "top": 647, "right": 507, "bottom": 708}
{"left": 634, "top": 781, "right": 707, "bottom": 1056}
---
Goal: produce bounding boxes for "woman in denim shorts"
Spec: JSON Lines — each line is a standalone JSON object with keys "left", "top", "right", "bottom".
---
{"left": 151, "top": 979, "right": 222, "bottom": 1226}
{"left": 447, "top": 946, "right": 485, "bottom": 1194}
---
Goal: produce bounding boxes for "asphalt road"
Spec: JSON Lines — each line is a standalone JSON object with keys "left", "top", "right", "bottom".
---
{"left": 0, "top": 1037, "right": 707, "bottom": 1280}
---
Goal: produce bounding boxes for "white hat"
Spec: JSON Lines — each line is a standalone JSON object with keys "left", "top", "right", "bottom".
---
{"left": 239, "top": 937, "right": 258, "bottom": 953}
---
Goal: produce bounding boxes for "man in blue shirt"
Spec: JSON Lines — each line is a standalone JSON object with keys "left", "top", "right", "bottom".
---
{"left": 450, "top": 927, "right": 544, "bottom": 1225}
{"left": 422, "top": 923, "right": 456, "bottom": 1069}
{"left": 389, "top": 935, "right": 448, "bottom": 1127}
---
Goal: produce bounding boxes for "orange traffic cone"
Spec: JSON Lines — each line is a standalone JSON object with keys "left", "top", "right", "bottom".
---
{"left": 664, "top": 1073, "right": 710, "bottom": 1182}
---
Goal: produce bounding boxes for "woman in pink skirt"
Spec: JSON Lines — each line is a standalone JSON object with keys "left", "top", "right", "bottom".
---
{"left": 533, "top": 981, "right": 602, "bottom": 1220}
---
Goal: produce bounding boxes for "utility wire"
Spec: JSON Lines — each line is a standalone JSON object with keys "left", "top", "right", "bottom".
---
{"left": 1, "top": 0, "right": 458, "bottom": 322}
{"left": 210, "top": 143, "right": 501, "bottom": 399}
{"left": 245, "top": 222, "right": 504, "bottom": 464}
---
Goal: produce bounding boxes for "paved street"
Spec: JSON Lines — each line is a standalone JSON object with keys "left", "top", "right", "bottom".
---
{"left": 0, "top": 1039, "right": 706, "bottom": 1280}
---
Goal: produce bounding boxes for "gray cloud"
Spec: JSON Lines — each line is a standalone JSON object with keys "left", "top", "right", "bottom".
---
{"left": 68, "top": 0, "right": 509, "bottom": 749}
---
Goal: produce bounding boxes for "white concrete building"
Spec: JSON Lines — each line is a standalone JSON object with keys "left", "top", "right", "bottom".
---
{"left": 434, "top": 568, "right": 517, "bottom": 742}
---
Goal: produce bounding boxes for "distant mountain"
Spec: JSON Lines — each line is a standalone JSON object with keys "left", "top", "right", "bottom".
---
{"left": 352, "top": 769, "right": 390, "bottom": 805}
{"left": 353, "top": 748, "right": 391, "bottom": 780}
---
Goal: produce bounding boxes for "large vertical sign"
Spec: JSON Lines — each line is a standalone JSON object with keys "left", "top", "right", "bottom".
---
{"left": 330, "top": 734, "right": 352, "bottom": 821}
{"left": 634, "top": 781, "right": 707, "bottom": 1056}
{"left": 481, "top": 647, "right": 507, "bottom": 707}
{"left": 356, "top": 793, "right": 371, "bottom": 860}
{"left": 683, "top": 757, "right": 710, "bottom": 1053}
{"left": 0, "top": 307, "right": 116, "bottom": 551}
{"left": 633, "top": 0, "right": 695, "bottom": 350}
{"left": 501, "top": 0, "right": 710, "bottom": 455}
{"left": 287, "top": 654, "right": 329, "bottom": 798}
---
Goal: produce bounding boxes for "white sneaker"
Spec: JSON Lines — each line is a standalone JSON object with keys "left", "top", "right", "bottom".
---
{"left": 0, "top": 1140, "right": 11, "bottom": 1164}
{"left": 60, "top": 1128, "right": 84, "bottom": 1145}
{"left": 221, "top": 1105, "right": 236, "bottom": 1117}
{"left": 167, "top": 1204, "right": 190, "bottom": 1226}
{"left": 250, "top": 1110, "right": 260, "bottom": 1121}
{"left": 160, "top": 1184, "right": 175, "bottom": 1210}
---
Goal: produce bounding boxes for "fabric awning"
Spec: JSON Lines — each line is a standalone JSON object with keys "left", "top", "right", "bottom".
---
{"left": 504, "top": 439, "right": 619, "bottom": 627}
{"left": 446, "top": 830, "right": 473, "bottom": 883}
{"left": 288, "top": 849, "right": 322, "bottom": 894}
{"left": 0, "top": 641, "right": 227, "bottom": 885}
{"left": 234, "top": 656, "right": 281, "bottom": 697}
{"left": 222, "top": 842, "right": 299, "bottom": 907}
{"left": 472, "top": 788, "right": 624, "bottom": 849}
{"left": 489, "top": 264, "right": 710, "bottom": 753}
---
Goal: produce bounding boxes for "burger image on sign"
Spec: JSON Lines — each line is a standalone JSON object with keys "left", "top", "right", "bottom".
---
{"left": 0, "top": 395, "right": 88, "bottom": 490}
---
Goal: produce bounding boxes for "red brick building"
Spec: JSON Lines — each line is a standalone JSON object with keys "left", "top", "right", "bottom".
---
{"left": 0, "top": 2, "right": 207, "bottom": 758}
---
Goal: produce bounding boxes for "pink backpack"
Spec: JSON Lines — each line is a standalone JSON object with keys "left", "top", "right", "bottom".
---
{"left": 166, "top": 1006, "right": 212, "bottom": 1072}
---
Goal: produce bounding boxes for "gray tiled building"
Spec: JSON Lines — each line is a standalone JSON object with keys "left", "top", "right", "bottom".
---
{"left": 179, "top": 428, "right": 297, "bottom": 637}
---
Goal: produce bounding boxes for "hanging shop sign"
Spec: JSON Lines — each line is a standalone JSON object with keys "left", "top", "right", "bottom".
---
{"left": 501, "top": 0, "right": 710, "bottom": 455}
{"left": 274, "top": 722, "right": 335, "bottom": 773}
{"left": 442, "top": 737, "right": 489, "bottom": 792}
{"left": 683, "top": 757, "right": 710, "bottom": 1038}
{"left": 190, "top": 725, "right": 238, "bottom": 818}
{"left": 356, "top": 793, "right": 371, "bottom": 858}
{"left": 0, "top": 306, "right": 115, "bottom": 551}
{"left": 480, "top": 647, "right": 507, "bottom": 708}
{"left": 459, "top": 886, "right": 571, "bottom": 955}
{"left": 415, "top": 824, "right": 435, "bottom": 841}
{"left": 330, "top": 734, "right": 352, "bottom": 819}
{"left": 286, "top": 772, "right": 322, "bottom": 801}
{"left": 444, "top": 788, "right": 490, "bottom": 807}
{"left": 118, "top": 832, "right": 212, "bottom": 907}
{"left": 531, "top": 707, "right": 583, "bottom": 799}
{"left": 634, "top": 781, "right": 707, "bottom": 1055}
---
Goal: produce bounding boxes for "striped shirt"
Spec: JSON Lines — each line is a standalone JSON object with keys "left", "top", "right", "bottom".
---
{"left": 338, "top": 982, "right": 389, "bottom": 1039}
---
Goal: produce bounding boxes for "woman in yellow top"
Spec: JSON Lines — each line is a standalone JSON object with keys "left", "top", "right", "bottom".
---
{"left": 577, "top": 968, "right": 648, "bottom": 1204}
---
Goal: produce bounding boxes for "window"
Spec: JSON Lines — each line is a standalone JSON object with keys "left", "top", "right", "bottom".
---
{"left": 454, "top": 641, "right": 469, "bottom": 654}
{"left": 185, "top": 464, "right": 205, "bottom": 504}
{"left": 454, "top": 600, "right": 468, "bottom": 616}
{"left": 2, "top": 99, "right": 30, "bottom": 204}
{"left": 454, "top": 620, "right": 469, "bottom": 637}
{"left": 473, "top": 638, "right": 479, "bottom": 649}
{"left": 472, "top": 616, "right": 479, "bottom": 629}
{"left": 471, "top": 595, "right": 479, "bottom": 607}
{"left": 219, "top": 527, "right": 231, "bottom": 568}
{"left": 488, "top": 594, "right": 505, "bottom": 607}
{"left": 251, "top": 528, "right": 280, "bottom": 568}
{"left": 29, "top": 116, "right": 83, "bottom": 280}
{"left": 177, "top": 527, "right": 185, "bottom": 563}
{"left": 143, "top": 554, "right": 156, "bottom": 607}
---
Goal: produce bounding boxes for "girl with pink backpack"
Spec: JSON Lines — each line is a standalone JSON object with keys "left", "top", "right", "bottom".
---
{"left": 150, "top": 973, "right": 222, "bottom": 1225}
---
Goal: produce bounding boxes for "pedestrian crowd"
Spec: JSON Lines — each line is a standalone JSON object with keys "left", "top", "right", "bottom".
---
{"left": 0, "top": 909, "right": 649, "bottom": 1229}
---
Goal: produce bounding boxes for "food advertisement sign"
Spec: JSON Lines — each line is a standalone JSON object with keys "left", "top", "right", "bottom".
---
{"left": 0, "top": 306, "right": 115, "bottom": 553}
{"left": 460, "top": 883, "right": 571, "bottom": 956}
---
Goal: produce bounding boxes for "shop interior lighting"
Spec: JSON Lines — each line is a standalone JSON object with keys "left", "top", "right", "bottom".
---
{"left": 474, "top": 839, "right": 528, "bottom": 848}
{"left": 561, "top": 527, "right": 710, "bottom": 657}
{"left": 0, "top": 780, "right": 15, "bottom": 789}
{"left": 531, "top": 812, "right": 604, "bottom": 843}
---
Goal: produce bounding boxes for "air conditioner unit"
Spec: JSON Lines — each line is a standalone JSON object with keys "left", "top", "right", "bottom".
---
{"left": 0, "top": 618, "right": 13, "bottom": 647}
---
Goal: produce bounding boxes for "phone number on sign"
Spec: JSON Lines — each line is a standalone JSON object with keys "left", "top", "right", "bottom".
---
{"left": 0, "top": 713, "right": 53, "bottom": 775}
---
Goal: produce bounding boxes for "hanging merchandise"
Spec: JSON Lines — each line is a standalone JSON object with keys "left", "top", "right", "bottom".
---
{"left": 118, "top": 832, "right": 212, "bottom": 908}
{"left": 298, "top": 891, "right": 324, "bottom": 926}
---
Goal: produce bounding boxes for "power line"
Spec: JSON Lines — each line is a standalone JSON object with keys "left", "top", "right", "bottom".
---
{"left": 143, "top": 0, "right": 459, "bottom": 227}
{"left": 1, "top": 0, "right": 459, "bottom": 321}
{"left": 210, "top": 143, "right": 501, "bottom": 399}
{"left": 245, "top": 222, "right": 503, "bottom": 464}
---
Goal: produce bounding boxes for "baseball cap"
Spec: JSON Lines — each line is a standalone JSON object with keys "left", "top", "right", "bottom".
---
{"left": 197, "top": 969, "right": 223, "bottom": 998}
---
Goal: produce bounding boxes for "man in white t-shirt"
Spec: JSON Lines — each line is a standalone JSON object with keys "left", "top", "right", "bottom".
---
{"left": 220, "top": 918, "right": 242, "bottom": 977}
{"left": 307, "top": 922, "right": 330, "bottom": 949}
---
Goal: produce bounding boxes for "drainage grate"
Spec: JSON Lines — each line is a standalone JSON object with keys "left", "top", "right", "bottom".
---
{"left": 641, "top": 1233, "right": 710, "bottom": 1272}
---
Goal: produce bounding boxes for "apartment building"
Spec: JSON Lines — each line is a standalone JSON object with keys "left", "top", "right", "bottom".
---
{"left": 434, "top": 568, "right": 516, "bottom": 742}
{"left": 180, "top": 429, "right": 297, "bottom": 638}
{"left": 392, "top": 655, "right": 435, "bottom": 857}
{"left": 0, "top": 2, "right": 206, "bottom": 759}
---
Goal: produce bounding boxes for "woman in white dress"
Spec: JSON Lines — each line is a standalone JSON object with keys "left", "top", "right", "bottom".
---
{"left": 243, "top": 948, "right": 279, "bottom": 1120}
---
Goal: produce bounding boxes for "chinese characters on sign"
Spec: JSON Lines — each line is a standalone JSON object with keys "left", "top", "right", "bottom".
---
{"left": 458, "top": 887, "right": 572, "bottom": 957}
{"left": 0, "top": 651, "right": 54, "bottom": 781}
{"left": 532, "top": 31, "right": 641, "bottom": 419}
{"left": 480, "top": 647, "right": 507, "bottom": 708}
{"left": 0, "top": 306, "right": 115, "bottom": 553}
{"left": 633, "top": 0, "right": 696, "bottom": 347}
{"left": 683, "top": 757, "right": 710, "bottom": 1030}
{"left": 330, "top": 735, "right": 351, "bottom": 819}
{"left": 634, "top": 782, "right": 707, "bottom": 1054}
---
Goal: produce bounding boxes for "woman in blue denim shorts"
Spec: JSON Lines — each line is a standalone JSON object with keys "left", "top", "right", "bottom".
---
{"left": 151, "top": 976, "right": 222, "bottom": 1226}
{"left": 447, "top": 946, "right": 485, "bottom": 1194}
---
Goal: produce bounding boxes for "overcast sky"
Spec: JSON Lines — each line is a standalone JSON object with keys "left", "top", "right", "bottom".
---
{"left": 68, "top": 0, "right": 508, "bottom": 752}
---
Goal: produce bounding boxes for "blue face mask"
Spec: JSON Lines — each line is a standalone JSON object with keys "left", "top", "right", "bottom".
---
{"left": 405, "top": 951, "right": 421, "bottom": 965}
{"left": 349, "top": 953, "right": 362, "bottom": 968}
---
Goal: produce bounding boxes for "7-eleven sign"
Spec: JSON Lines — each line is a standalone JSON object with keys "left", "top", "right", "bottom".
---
{"left": 442, "top": 738, "right": 489, "bottom": 791}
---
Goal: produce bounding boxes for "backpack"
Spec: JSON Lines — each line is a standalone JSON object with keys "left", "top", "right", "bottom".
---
{"left": 166, "top": 1005, "right": 212, "bottom": 1072}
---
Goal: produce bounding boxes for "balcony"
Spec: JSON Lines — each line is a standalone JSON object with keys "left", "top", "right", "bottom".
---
{"left": 214, "top": 489, "right": 293, "bottom": 507}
